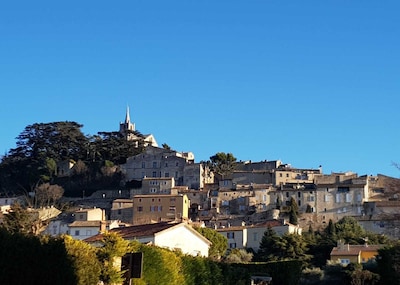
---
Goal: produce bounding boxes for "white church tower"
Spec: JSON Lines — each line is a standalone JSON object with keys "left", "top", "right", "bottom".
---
{"left": 119, "top": 106, "right": 158, "bottom": 147}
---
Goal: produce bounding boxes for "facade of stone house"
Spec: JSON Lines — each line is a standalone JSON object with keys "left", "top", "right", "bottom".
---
{"left": 140, "top": 177, "right": 176, "bottom": 195}
{"left": 132, "top": 194, "right": 190, "bottom": 225}
{"left": 121, "top": 146, "right": 194, "bottom": 187}
{"left": 110, "top": 199, "right": 134, "bottom": 224}
{"left": 313, "top": 173, "right": 369, "bottom": 223}
{"left": 217, "top": 219, "right": 302, "bottom": 252}
{"left": 183, "top": 163, "right": 214, "bottom": 190}
{"left": 269, "top": 183, "right": 317, "bottom": 214}
{"left": 273, "top": 165, "right": 322, "bottom": 187}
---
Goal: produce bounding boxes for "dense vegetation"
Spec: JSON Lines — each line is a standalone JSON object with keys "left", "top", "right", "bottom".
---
{"left": 0, "top": 121, "right": 145, "bottom": 196}
{"left": 0, "top": 215, "right": 399, "bottom": 285}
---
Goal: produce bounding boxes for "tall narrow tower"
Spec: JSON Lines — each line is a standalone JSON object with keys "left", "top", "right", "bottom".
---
{"left": 119, "top": 106, "right": 135, "bottom": 137}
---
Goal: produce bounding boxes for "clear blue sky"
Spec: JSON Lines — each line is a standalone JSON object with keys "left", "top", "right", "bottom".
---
{"left": 1, "top": 1, "right": 399, "bottom": 177}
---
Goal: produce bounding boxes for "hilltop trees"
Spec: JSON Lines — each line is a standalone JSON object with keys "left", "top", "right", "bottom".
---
{"left": 0, "top": 121, "right": 148, "bottom": 195}
{"left": 0, "top": 121, "right": 88, "bottom": 193}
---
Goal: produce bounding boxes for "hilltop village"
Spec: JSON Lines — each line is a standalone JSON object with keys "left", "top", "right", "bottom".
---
{"left": 1, "top": 108, "right": 400, "bottom": 273}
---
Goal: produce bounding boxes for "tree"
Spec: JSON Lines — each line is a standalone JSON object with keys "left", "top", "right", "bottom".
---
{"left": 63, "top": 235, "right": 101, "bottom": 285}
{"left": 1, "top": 202, "right": 41, "bottom": 235}
{"left": 377, "top": 243, "right": 400, "bottom": 285}
{"left": 224, "top": 248, "right": 253, "bottom": 263}
{"left": 289, "top": 197, "right": 299, "bottom": 225}
{"left": 93, "top": 131, "right": 144, "bottom": 164}
{"left": 35, "top": 182, "right": 64, "bottom": 207}
{"left": 0, "top": 121, "right": 88, "bottom": 192}
{"left": 335, "top": 216, "right": 366, "bottom": 244}
{"left": 96, "top": 232, "right": 130, "bottom": 285}
{"left": 256, "top": 227, "right": 282, "bottom": 261}
{"left": 209, "top": 152, "right": 237, "bottom": 179}
{"left": 194, "top": 227, "right": 228, "bottom": 260}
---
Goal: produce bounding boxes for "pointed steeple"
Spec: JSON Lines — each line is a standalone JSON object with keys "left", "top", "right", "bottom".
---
{"left": 125, "top": 106, "right": 131, "bottom": 123}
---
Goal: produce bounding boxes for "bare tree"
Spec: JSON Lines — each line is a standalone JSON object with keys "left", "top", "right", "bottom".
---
{"left": 35, "top": 183, "right": 64, "bottom": 207}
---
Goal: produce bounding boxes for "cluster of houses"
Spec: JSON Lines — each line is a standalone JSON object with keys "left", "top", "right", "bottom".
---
{"left": 3, "top": 107, "right": 400, "bottom": 265}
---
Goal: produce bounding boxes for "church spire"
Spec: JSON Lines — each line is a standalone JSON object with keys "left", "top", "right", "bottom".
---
{"left": 125, "top": 106, "right": 130, "bottom": 123}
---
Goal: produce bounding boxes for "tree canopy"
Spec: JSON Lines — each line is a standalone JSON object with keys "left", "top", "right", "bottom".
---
{"left": 209, "top": 152, "right": 237, "bottom": 178}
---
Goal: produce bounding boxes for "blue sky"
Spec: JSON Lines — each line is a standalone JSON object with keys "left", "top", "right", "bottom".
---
{"left": 1, "top": 1, "right": 399, "bottom": 177}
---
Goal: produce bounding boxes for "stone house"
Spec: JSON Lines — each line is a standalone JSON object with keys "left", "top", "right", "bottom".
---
{"left": 330, "top": 242, "right": 383, "bottom": 265}
{"left": 121, "top": 146, "right": 195, "bottom": 187}
{"left": 132, "top": 194, "right": 190, "bottom": 225}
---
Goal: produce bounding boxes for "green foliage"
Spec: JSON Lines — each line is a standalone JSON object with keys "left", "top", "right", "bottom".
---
{"left": 257, "top": 227, "right": 309, "bottom": 263}
{"left": 97, "top": 232, "right": 130, "bottom": 285}
{"left": 180, "top": 254, "right": 223, "bottom": 285}
{"left": 256, "top": 227, "right": 282, "bottom": 261}
{"left": 265, "top": 260, "right": 303, "bottom": 285}
{"left": 289, "top": 197, "right": 299, "bottom": 225}
{"left": 376, "top": 243, "right": 400, "bottom": 285}
{"left": 1, "top": 202, "right": 41, "bottom": 235}
{"left": 63, "top": 235, "right": 101, "bottom": 285}
{"left": 209, "top": 152, "right": 237, "bottom": 178}
{"left": 194, "top": 226, "right": 227, "bottom": 259}
{"left": 300, "top": 267, "right": 324, "bottom": 285}
{"left": 335, "top": 216, "right": 366, "bottom": 244}
{"left": 224, "top": 248, "right": 253, "bottom": 263}
{"left": 0, "top": 121, "right": 146, "bottom": 195}
{"left": 0, "top": 229, "right": 76, "bottom": 285}
{"left": 132, "top": 244, "right": 184, "bottom": 285}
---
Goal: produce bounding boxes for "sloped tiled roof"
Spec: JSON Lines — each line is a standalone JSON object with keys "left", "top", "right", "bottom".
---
{"left": 69, "top": 221, "right": 102, "bottom": 227}
{"left": 330, "top": 244, "right": 383, "bottom": 256}
{"left": 84, "top": 222, "right": 178, "bottom": 242}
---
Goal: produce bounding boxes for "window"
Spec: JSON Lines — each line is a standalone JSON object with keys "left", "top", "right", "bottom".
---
{"left": 75, "top": 230, "right": 80, "bottom": 236}
{"left": 336, "top": 194, "right": 341, "bottom": 203}
{"left": 142, "top": 162, "right": 145, "bottom": 168}
{"left": 298, "top": 200, "right": 301, "bottom": 206}
{"left": 176, "top": 162, "right": 179, "bottom": 166}
{"left": 137, "top": 206, "right": 143, "bottom": 212}
{"left": 79, "top": 214, "right": 84, "bottom": 220}
{"left": 227, "top": 232, "right": 235, "bottom": 239}
{"left": 298, "top": 192, "right": 301, "bottom": 198}
{"left": 345, "top": 193, "right": 352, "bottom": 203}
{"left": 229, "top": 243, "right": 237, "bottom": 249}
{"left": 253, "top": 232, "right": 258, "bottom": 241}
{"left": 165, "top": 162, "right": 168, "bottom": 167}
{"left": 324, "top": 194, "right": 330, "bottom": 202}
{"left": 340, "top": 259, "right": 350, "bottom": 265}
{"left": 175, "top": 172, "right": 178, "bottom": 178}
{"left": 165, "top": 172, "right": 169, "bottom": 177}
{"left": 86, "top": 230, "right": 92, "bottom": 236}
{"left": 307, "top": 196, "right": 315, "bottom": 202}
{"left": 117, "top": 209, "right": 122, "bottom": 215}
{"left": 286, "top": 192, "right": 289, "bottom": 198}
{"left": 286, "top": 173, "right": 289, "bottom": 178}
{"left": 158, "top": 206, "right": 162, "bottom": 212}
{"left": 153, "top": 162, "right": 157, "bottom": 168}
{"left": 152, "top": 171, "right": 157, "bottom": 177}
{"left": 279, "top": 173, "right": 283, "bottom": 177}
{"left": 356, "top": 193, "right": 362, "bottom": 202}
